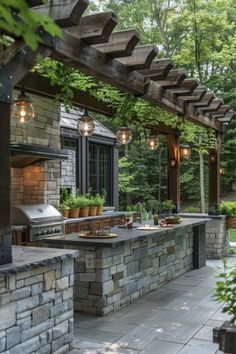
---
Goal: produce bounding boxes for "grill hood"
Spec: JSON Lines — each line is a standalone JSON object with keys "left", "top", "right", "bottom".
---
{"left": 10, "top": 143, "right": 68, "bottom": 168}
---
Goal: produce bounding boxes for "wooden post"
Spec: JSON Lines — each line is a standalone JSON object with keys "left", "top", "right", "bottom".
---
{"left": 0, "top": 102, "right": 12, "bottom": 264}
{"left": 166, "top": 134, "right": 180, "bottom": 212}
{"left": 208, "top": 133, "right": 221, "bottom": 215}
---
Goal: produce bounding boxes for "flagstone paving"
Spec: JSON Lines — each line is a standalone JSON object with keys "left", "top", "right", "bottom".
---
{"left": 70, "top": 256, "right": 236, "bottom": 354}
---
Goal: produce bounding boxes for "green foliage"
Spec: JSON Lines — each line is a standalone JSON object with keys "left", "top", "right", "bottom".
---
{"left": 161, "top": 199, "right": 176, "bottom": 211}
{"left": 214, "top": 259, "right": 236, "bottom": 324}
{"left": 146, "top": 199, "right": 160, "bottom": 213}
{"left": 0, "top": 0, "right": 61, "bottom": 51}
{"left": 60, "top": 187, "right": 69, "bottom": 204}
{"left": 220, "top": 201, "right": 236, "bottom": 217}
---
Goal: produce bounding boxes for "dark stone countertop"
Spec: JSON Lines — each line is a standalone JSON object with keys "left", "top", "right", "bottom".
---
{"left": 63, "top": 211, "right": 125, "bottom": 224}
{"left": 43, "top": 218, "right": 209, "bottom": 248}
{"left": 0, "top": 246, "right": 79, "bottom": 277}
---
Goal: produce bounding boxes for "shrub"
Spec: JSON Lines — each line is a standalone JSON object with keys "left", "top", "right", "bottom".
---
{"left": 214, "top": 259, "right": 236, "bottom": 324}
{"left": 220, "top": 201, "right": 236, "bottom": 217}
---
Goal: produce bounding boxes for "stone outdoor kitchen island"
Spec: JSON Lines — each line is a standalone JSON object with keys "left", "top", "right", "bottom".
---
{"left": 42, "top": 218, "right": 207, "bottom": 316}
{"left": 0, "top": 246, "right": 79, "bottom": 354}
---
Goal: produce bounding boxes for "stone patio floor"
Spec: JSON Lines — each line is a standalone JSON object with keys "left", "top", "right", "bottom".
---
{"left": 70, "top": 256, "right": 236, "bottom": 354}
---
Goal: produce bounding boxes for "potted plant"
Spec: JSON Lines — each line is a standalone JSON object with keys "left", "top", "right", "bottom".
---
{"left": 220, "top": 201, "right": 236, "bottom": 229}
{"left": 95, "top": 194, "right": 105, "bottom": 215}
{"left": 77, "top": 195, "right": 90, "bottom": 217}
{"left": 213, "top": 259, "right": 236, "bottom": 353}
{"left": 161, "top": 199, "right": 176, "bottom": 215}
{"left": 58, "top": 202, "right": 70, "bottom": 218}
{"left": 67, "top": 194, "right": 80, "bottom": 218}
{"left": 88, "top": 196, "right": 98, "bottom": 216}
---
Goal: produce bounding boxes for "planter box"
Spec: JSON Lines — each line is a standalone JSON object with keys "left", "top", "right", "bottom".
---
{"left": 226, "top": 217, "right": 236, "bottom": 229}
{"left": 213, "top": 321, "right": 236, "bottom": 354}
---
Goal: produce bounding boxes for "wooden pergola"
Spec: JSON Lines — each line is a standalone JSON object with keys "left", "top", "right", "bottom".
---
{"left": 0, "top": 0, "right": 235, "bottom": 264}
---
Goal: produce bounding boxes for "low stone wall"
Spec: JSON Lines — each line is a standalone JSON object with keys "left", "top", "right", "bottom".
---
{"left": 0, "top": 247, "right": 78, "bottom": 354}
{"left": 205, "top": 216, "right": 229, "bottom": 259}
{"left": 180, "top": 214, "right": 229, "bottom": 259}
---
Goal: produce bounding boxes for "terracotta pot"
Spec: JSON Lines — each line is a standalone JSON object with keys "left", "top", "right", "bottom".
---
{"left": 226, "top": 216, "right": 236, "bottom": 229}
{"left": 89, "top": 206, "right": 98, "bottom": 216}
{"left": 61, "top": 210, "right": 69, "bottom": 218}
{"left": 69, "top": 208, "right": 80, "bottom": 218}
{"left": 79, "top": 207, "right": 89, "bottom": 217}
{"left": 97, "top": 206, "right": 103, "bottom": 215}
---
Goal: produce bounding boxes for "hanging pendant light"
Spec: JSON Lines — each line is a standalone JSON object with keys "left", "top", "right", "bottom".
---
{"left": 12, "top": 87, "right": 35, "bottom": 124}
{"left": 146, "top": 135, "right": 159, "bottom": 150}
{"left": 116, "top": 127, "right": 132, "bottom": 144}
{"left": 78, "top": 108, "right": 95, "bottom": 137}
{"left": 180, "top": 142, "right": 191, "bottom": 159}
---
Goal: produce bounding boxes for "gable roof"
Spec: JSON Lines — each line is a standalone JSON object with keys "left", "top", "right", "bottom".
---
{"left": 60, "top": 105, "right": 117, "bottom": 139}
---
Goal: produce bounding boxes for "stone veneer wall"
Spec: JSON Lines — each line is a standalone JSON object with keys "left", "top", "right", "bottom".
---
{"left": 72, "top": 226, "right": 194, "bottom": 315}
{"left": 180, "top": 214, "right": 229, "bottom": 259}
{"left": 11, "top": 92, "right": 61, "bottom": 205}
{"left": 0, "top": 256, "right": 74, "bottom": 353}
{"left": 205, "top": 216, "right": 229, "bottom": 259}
{"left": 60, "top": 149, "right": 77, "bottom": 196}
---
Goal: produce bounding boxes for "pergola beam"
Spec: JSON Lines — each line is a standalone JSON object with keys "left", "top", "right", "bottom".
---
{"left": 34, "top": 0, "right": 89, "bottom": 27}
{"left": 18, "top": 73, "right": 114, "bottom": 116}
{"left": 66, "top": 12, "right": 118, "bottom": 44}
{"left": 178, "top": 87, "right": 207, "bottom": 103}
{"left": 53, "top": 31, "right": 145, "bottom": 94}
{"left": 93, "top": 30, "right": 140, "bottom": 58}
{"left": 116, "top": 45, "right": 158, "bottom": 70}
{"left": 138, "top": 59, "right": 173, "bottom": 80}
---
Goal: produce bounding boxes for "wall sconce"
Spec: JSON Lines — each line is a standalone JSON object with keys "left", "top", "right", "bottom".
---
{"left": 220, "top": 168, "right": 225, "bottom": 175}
{"left": 180, "top": 143, "right": 191, "bottom": 159}
{"left": 78, "top": 108, "right": 95, "bottom": 137}
{"left": 209, "top": 152, "right": 217, "bottom": 163}
{"left": 12, "top": 87, "right": 35, "bottom": 123}
{"left": 170, "top": 159, "right": 177, "bottom": 168}
{"left": 146, "top": 135, "right": 159, "bottom": 150}
{"left": 116, "top": 127, "right": 132, "bottom": 144}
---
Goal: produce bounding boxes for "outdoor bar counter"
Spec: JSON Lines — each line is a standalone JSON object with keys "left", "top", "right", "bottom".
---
{"left": 42, "top": 218, "right": 207, "bottom": 316}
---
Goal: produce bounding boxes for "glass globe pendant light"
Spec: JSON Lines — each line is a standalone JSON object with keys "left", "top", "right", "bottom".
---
{"left": 180, "top": 142, "right": 191, "bottom": 159}
{"left": 146, "top": 135, "right": 159, "bottom": 150}
{"left": 78, "top": 108, "right": 95, "bottom": 137}
{"left": 116, "top": 127, "right": 132, "bottom": 144}
{"left": 12, "top": 87, "right": 35, "bottom": 123}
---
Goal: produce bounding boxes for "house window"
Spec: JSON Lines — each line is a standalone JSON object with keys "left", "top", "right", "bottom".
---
{"left": 89, "top": 143, "right": 112, "bottom": 205}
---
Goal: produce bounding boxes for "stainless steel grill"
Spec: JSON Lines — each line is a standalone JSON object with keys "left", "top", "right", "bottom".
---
{"left": 12, "top": 204, "right": 64, "bottom": 241}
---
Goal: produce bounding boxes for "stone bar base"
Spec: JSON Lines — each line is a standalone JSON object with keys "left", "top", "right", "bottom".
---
{"left": 181, "top": 214, "right": 229, "bottom": 259}
{"left": 43, "top": 219, "right": 206, "bottom": 316}
{"left": 0, "top": 246, "right": 79, "bottom": 354}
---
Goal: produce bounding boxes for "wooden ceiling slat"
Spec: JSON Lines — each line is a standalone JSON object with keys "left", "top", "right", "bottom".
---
{"left": 34, "top": 0, "right": 89, "bottom": 27}
{"left": 178, "top": 87, "right": 207, "bottom": 102}
{"left": 115, "top": 45, "right": 158, "bottom": 69}
{"left": 198, "top": 99, "right": 222, "bottom": 113}
{"left": 191, "top": 93, "right": 215, "bottom": 108}
{"left": 138, "top": 59, "right": 173, "bottom": 80}
{"left": 53, "top": 31, "right": 145, "bottom": 94}
{"left": 93, "top": 30, "right": 140, "bottom": 58}
{"left": 66, "top": 12, "right": 117, "bottom": 45}
{"left": 154, "top": 69, "right": 187, "bottom": 89}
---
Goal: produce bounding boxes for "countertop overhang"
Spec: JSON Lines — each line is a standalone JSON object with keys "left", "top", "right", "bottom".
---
{"left": 43, "top": 218, "right": 209, "bottom": 247}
